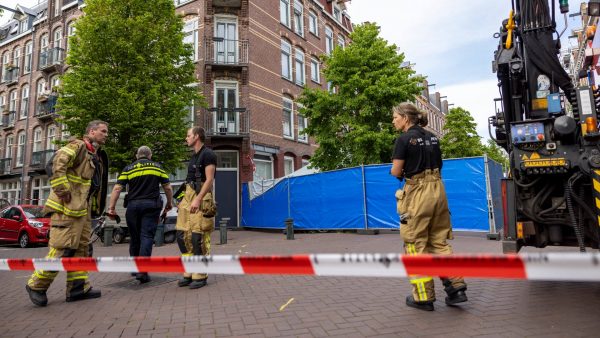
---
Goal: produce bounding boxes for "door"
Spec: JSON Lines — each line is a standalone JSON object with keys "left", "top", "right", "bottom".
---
{"left": 214, "top": 82, "right": 239, "bottom": 134}
{"left": 214, "top": 151, "right": 239, "bottom": 228}
{"left": 0, "top": 207, "right": 8, "bottom": 240}
{"left": 3, "top": 207, "right": 22, "bottom": 241}
{"left": 215, "top": 19, "right": 237, "bottom": 64}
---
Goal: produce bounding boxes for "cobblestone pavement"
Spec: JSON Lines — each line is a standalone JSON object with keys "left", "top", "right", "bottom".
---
{"left": 1, "top": 230, "right": 599, "bottom": 337}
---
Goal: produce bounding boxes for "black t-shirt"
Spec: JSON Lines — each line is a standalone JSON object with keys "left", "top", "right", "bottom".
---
{"left": 186, "top": 146, "right": 217, "bottom": 182}
{"left": 392, "top": 125, "right": 442, "bottom": 178}
{"left": 117, "top": 158, "right": 170, "bottom": 201}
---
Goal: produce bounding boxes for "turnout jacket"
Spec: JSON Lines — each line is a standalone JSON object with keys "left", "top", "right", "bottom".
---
{"left": 44, "top": 139, "right": 108, "bottom": 219}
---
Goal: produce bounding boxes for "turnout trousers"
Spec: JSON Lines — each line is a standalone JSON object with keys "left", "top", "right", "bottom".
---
{"left": 175, "top": 185, "right": 215, "bottom": 281}
{"left": 27, "top": 211, "right": 93, "bottom": 297}
{"left": 395, "top": 169, "right": 466, "bottom": 302}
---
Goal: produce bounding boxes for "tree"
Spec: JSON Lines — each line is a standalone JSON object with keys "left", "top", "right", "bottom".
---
{"left": 440, "top": 107, "right": 483, "bottom": 158}
{"left": 297, "top": 23, "right": 423, "bottom": 171}
{"left": 56, "top": 0, "right": 202, "bottom": 172}
{"left": 483, "top": 138, "right": 509, "bottom": 170}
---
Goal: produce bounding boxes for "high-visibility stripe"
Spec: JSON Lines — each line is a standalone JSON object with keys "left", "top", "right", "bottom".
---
{"left": 594, "top": 179, "right": 600, "bottom": 192}
{"left": 120, "top": 167, "right": 169, "bottom": 180}
{"left": 596, "top": 198, "right": 600, "bottom": 210}
{"left": 66, "top": 174, "right": 91, "bottom": 185}
{"left": 126, "top": 170, "right": 169, "bottom": 180}
{"left": 61, "top": 146, "right": 76, "bottom": 157}
{"left": 45, "top": 199, "right": 87, "bottom": 217}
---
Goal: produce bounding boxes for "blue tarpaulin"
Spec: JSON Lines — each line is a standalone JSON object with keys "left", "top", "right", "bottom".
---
{"left": 241, "top": 156, "right": 502, "bottom": 232}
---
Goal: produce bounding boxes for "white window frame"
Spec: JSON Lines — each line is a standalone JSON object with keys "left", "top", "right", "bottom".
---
{"left": 20, "top": 86, "right": 29, "bottom": 119}
{"left": 50, "top": 76, "right": 60, "bottom": 91}
{"left": 183, "top": 18, "right": 199, "bottom": 61}
{"left": 310, "top": 57, "right": 320, "bottom": 83}
{"left": 12, "top": 47, "right": 21, "bottom": 70}
{"left": 37, "top": 79, "right": 47, "bottom": 98}
{"left": 54, "top": 28, "right": 63, "bottom": 49}
{"left": 283, "top": 98, "right": 294, "bottom": 139}
{"left": 337, "top": 34, "right": 345, "bottom": 48}
{"left": 301, "top": 158, "right": 310, "bottom": 167}
{"left": 325, "top": 26, "right": 334, "bottom": 55}
{"left": 31, "top": 177, "right": 51, "bottom": 206}
{"left": 6, "top": 135, "right": 14, "bottom": 159}
{"left": 308, "top": 10, "right": 318, "bottom": 36}
{"left": 295, "top": 49, "right": 305, "bottom": 86}
{"left": 333, "top": 3, "right": 341, "bottom": 22}
{"left": 298, "top": 112, "right": 308, "bottom": 143}
{"left": 54, "top": 0, "right": 61, "bottom": 17}
{"left": 0, "top": 94, "right": 5, "bottom": 111}
{"left": 67, "top": 22, "right": 76, "bottom": 52}
{"left": 293, "top": 1, "right": 304, "bottom": 37}
{"left": 284, "top": 156, "right": 294, "bottom": 176}
{"left": 19, "top": 19, "right": 28, "bottom": 34}
{"left": 281, "top": 40, "right": 292, "bottom": 80}
{"left": 253, "top": 153, "right": 274, "bottom": 181}
{"left": 61, "top": 124, "right": 70, "bottom": 141}
{"left": 47, "top": 125, "right": 57, "bottom": 150}
{"left": 280, "top": 0, "right": 291, "bottom": 27}
{"left": 9, "top": 90, "right": 18, "bottom": 112}
{"left": 24, "top": 41, "right": 33, "bottom": 73}
{"left": 33, "top": 127, "right": 43, "bottom": 152}
{"left": 16, "top": 131, "right": 25, "bottom": 167}
{"left": 40, "top": 34, "right": 49, "bottom": 54}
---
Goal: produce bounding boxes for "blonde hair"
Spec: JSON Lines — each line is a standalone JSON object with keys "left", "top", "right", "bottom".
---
{"left": 393, "top": 102, "right": 428, "bottom": 127}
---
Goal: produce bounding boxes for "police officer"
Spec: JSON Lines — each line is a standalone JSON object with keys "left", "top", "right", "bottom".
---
{"left": 26, "top": 120, "right": 110, "bottom": 307}
{"left": 107, "top": 146, "right": 173, "bottom": 283}
{"left": 391, "top": 102, "right": 468, "bottom": 311}
{"left": 174, "top": 126, "right": 217, "bottom": 289}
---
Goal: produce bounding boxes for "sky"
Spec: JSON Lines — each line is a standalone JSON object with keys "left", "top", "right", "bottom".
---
{"left": 1, "top": 0, "right": 587, "bottom": 138}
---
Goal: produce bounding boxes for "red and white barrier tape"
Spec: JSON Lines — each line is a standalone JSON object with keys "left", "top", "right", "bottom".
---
{"left": 1, "top": 253, "right": 599, "bottom": 281}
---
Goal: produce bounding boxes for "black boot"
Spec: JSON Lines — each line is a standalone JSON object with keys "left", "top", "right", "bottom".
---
{"left": 443, "top": 279, "right": 468, "bottom": 306}
{"left": 405, "top": 296, "right": 434, "bottom": 311}
{"left": 136, "top": 273, "right": 151, "bottom": 284}
{"left": 26, "top": 285, "right": 48, "bottom": 307}
{"left": 66, "top": 288, "right": 102, "bottom": 302}
{"left": 189, "top": 279, "right": 207, "bottom": 289}
{"left": 178, "top": 277, "right": 192, "bottom": 287}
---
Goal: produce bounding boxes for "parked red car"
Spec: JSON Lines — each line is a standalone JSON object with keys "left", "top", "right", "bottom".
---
{"left": 0, "top": 205, "right": 50, "bottom": 248}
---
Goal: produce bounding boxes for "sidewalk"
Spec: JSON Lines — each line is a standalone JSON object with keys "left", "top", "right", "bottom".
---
{"left": 1, "top": 230, "right": 599, "bottom": 337}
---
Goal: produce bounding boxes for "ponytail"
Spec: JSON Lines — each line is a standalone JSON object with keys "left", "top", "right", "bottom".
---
{"left": 393, "top": 102, "right": 428, "bottom": 127}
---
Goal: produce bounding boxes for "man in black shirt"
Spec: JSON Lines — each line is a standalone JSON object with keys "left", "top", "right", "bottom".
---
{"left": 391, "top": 102, "right": 467, "bottom": 312}
{"left": 107, "top": 146, "right": 173, "bottom": 283}
{"left": 175, "top": 126, "right": 217, "bottom": 289}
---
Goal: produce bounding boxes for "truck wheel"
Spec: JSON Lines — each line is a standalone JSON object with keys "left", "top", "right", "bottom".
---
{"left": 19, "top": 232, "right": 30, "bottom": 248}
{"left": 113, "top": 229, "right": 125, "bottom": 244}
{"left": 164, "top": 231, "right": 176, "bottom": 244}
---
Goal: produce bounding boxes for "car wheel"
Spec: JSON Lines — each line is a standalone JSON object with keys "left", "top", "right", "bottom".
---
{"left": 19, "top": 232, "right": 30, "bottom": 248}
{"left": 113, "top": 228, "right": 125, "bottom": 244}
{"left": 164, "top": 231, "right": 176, "bottom": 244}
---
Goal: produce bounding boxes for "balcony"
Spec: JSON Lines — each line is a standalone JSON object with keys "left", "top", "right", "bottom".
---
{"left": 2, "top": 111, "right": 16, "bottom": 130}
{"left": 204, "top": 38, "right": 249, "bottom": 67}
{"left": 203, "top": 107, "right": 249, "bottom": 137}
{"left": 38, "top": 48, "right": 65, "bottom": 72}
{"left": 0, "top": 158, "right": 13, "bottom": 176}
{"left": 35, "top": 95, "right": 58, "bottom": 121}
{"left": 213, "top": 0, "right": 242, "bottom": 7}
{"left": 2, "top": 66, "right": 19, "bottom": 86}
{"left": 30, "top": 149, "right": 55, "bottom": 168}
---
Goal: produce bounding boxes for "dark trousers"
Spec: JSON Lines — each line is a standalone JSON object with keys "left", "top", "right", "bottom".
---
{"left": 126, "top": 199, "right": 161, "bottom": 257}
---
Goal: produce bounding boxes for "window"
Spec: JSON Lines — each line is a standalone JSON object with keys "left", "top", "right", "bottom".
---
{"left": 0, "top": 181, "right": 20, "bottom": 203}
{"left": 20, "top": 86, "right": 29, "bottom": 119}
{"left": 302, "top": 158, "right": 310, "bottom": 167}
{"left": 333, "top": 5, "right": 341, "bottom": 22}
{"left": 50, "top": 76, "right": 60, "bottom": 91}
{"left": 16, "top": 131, "right": 25, "bottom": 166}
{"left": 293, "top": 2, "right": 304, "bottom": 36}
{"left": 13, "top": 47, "right": 21, "bottom": 70}
{"left": 0, "top": 94, "right": 5, "bottom": 111}
{"left": 295, "top": 49, "right": 305, "bottom": 86}
{"left": 6, "top": 135, "right": 14, "bottom": 159}
{"left": 47, "top": 125, "right": 57, "bottom": 150}
{"left": 33, "top": 127, "right": 42, "bottom": 152}
{"left": 183, "top": 19, "right": 199, "bottom": 61}
{"left": 53, "top": 28, "right": 63, "bottom": 49}
{"left": 66, "top": 22, "right": 76, "bottom": 52}
{"left": 280, "top": 0, "right": 291, "bottom": 27}
{"left": 298, "top": 113, "right": 308, "bottom": 143}
{"left": 40, "top": 34, "right": 49, "bottom": 54}
{"left": 327, "top": 81, "right": 336, "bottom": 94}
{"left": 37, "top": 79, "right": 47, "bottom": 98}
{"left": 281, "top": 40, "right": 292, "bottom": 80}
{"left": 54, "top": 0, "right": 61, "bottom": 17}
{"left": 284, "top": 156, "right": 294, "bottom": 176}
{"left": 308, "top": 10, "right": 318, "bottom": 36}
{"left": 31, "top": 178, "right": 51, "bottom": 206}
{"left": 310, "top": 57, "right": 320, "bottom": 83}
{"left": 253, "top": 154, "right": 273, "bottom": 181}
{"left": 19, "top": 19, "right": 28, "bottom": 34}
{"left": 61, "top": 124, "right": 70, "bottom": 141}
{"left": 24, "top": 42, "right": 32, "bottom": 73}
{"left": 9, "top": 90, "right": 17, "bottom": 112}
{"left": 283, "top": 98, "right": 293, "bottom": 138}
{"left": 325, "top": 26, "right": 333, "bottom": 55}
{"left": 337, "top": 34, "right": 345, "bottom": 48}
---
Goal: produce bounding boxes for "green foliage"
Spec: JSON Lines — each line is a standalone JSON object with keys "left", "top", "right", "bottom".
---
{"left": 483, "top": 138, "right": 509, "bottom": 170}
{"left": 56, "top": 0, "right": 202, "bottom": 173}
{"left": 297, "top": 23, "right": 423, "bottom": 171}
{"left": 440, "top": 107, "right": 484, "bottom": 159}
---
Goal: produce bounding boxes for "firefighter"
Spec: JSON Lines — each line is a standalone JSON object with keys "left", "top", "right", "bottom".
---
{"left": 107, "top": 145, "right": 173, "bottom": 283}
{"left": 26, "top": 120, "right": 110, "bottom": 307}
{"left": 390, "top": 103, "right": 468, "bottom": 311}
{"left": 175, "top": 126, "right": 217, "bottom": 289}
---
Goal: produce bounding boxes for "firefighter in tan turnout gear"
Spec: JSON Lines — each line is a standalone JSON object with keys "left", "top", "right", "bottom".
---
{"left": 26, "top": 120, "right": 110, "bottom": 307}
{"left": 175, "top": 126, "right": 217, "bottom": 289}
{"left": 390, "top": 103, "right": 468, "bottom": 311}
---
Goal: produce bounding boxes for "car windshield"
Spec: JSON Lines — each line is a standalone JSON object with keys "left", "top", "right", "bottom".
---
{"left": 22, "top": 207, "right": 45, "bottom": 219}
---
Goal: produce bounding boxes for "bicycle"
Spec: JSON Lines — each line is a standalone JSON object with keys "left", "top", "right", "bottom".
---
{"left": 89, "top": 212, "right": 121, "bottom": 256}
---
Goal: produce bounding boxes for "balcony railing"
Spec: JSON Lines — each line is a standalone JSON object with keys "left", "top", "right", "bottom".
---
{"left": 203, "top": 107, "right": 249, "bottom": 136}
{"left": 204, "top": 38, "right": 249, "bottom": 66}
{"left": 0, "top": 158, "right": 12, "bottom": 175}
{"left": 2, "top": 111, "right": 16, "bottom": 130}
{"left": 35, "top": 95, "right": 58, "bottom": 120}
{"left": 31, "top": 149, "right": 55, "bottom": 168}
{"left": 2, "top": 66, "right": 19, "bottom": 85}
{"left": 38, "top": 48, "right": 65, "bottom": 71}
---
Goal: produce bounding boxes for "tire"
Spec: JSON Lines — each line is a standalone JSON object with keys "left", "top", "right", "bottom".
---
{"left": 164, "top": 231, "right": 176, "bottom": 244}
{"left": 113, "top": 228, "right": 125, "bottom": 244}
{"left": 19, "top": 232, "right": 30, "bottom": 248}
